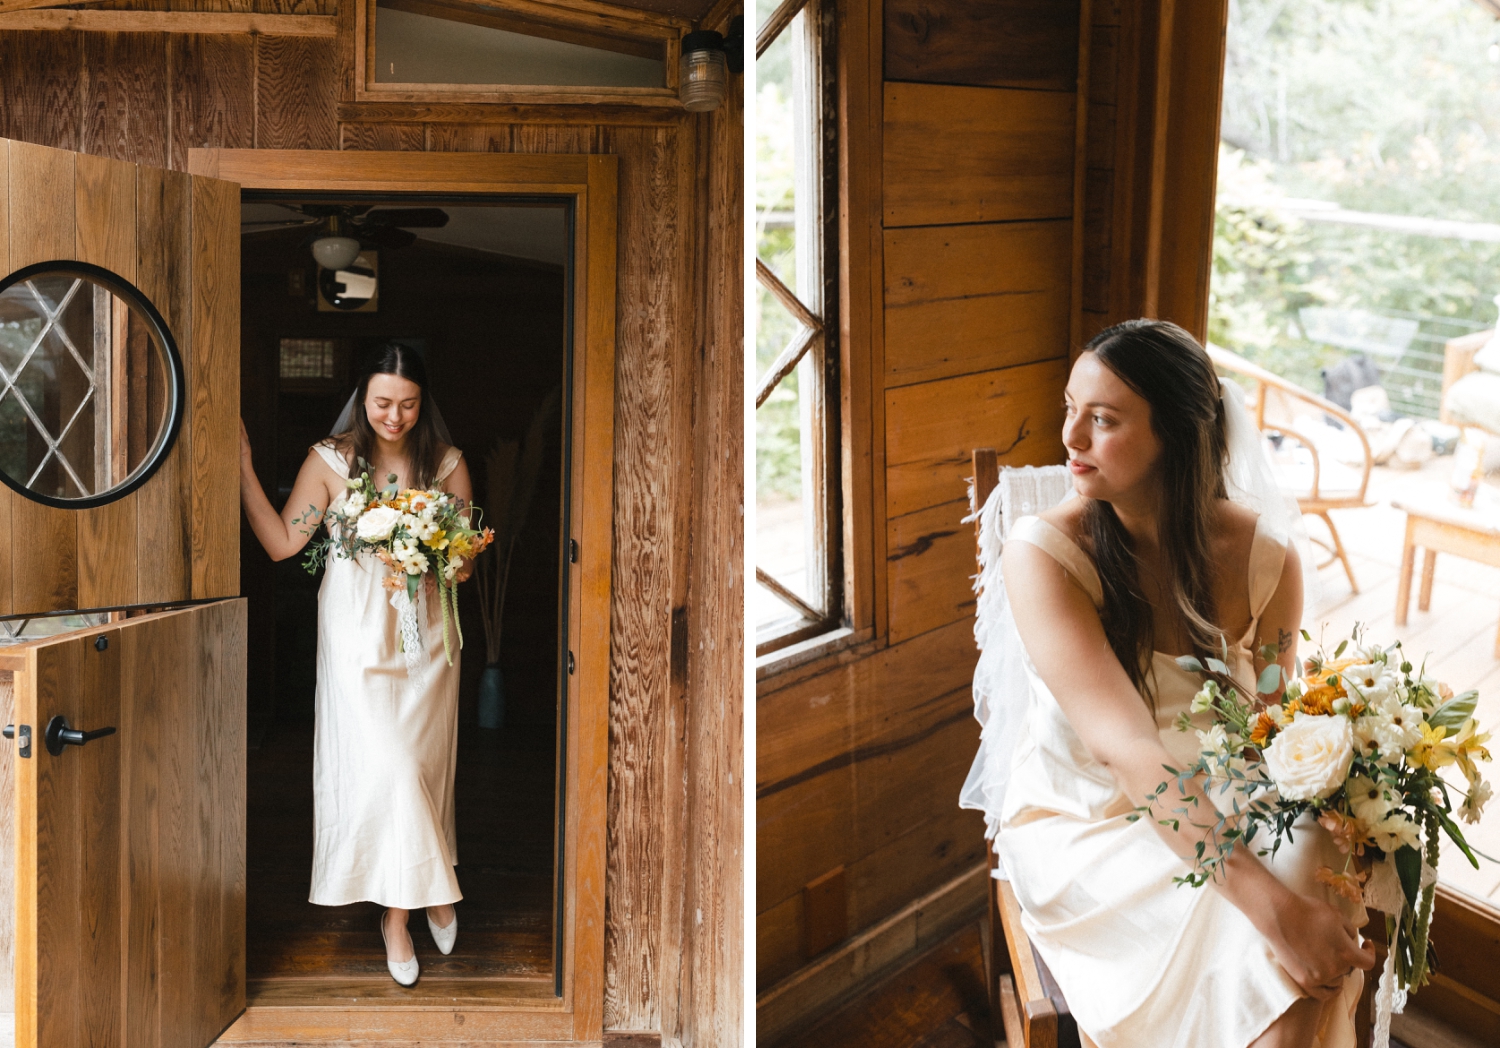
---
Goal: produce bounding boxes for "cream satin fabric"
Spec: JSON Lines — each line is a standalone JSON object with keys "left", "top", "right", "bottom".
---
{"left": 307, "top": 441, "right": 465, "bottom": 910}
{"left": 994, "top": 515, "right": 1364, "bottom": 1048}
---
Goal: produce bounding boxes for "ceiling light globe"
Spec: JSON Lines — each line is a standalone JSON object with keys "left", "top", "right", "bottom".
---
{"left": 311, "top": 236, "right": 361, "bottom": 271}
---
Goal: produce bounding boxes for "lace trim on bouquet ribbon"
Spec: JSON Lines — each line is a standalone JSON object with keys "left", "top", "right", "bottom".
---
{"left": 389, "top": 581, "right": 427, "bottom": 682}
{"left": 1363, "top": 852, "right": 1438, "bottom": 1048}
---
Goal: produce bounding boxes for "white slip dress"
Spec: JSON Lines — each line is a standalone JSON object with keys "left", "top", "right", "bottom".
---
{"left": 307, "top": 441, "right": 466, "bottom": 910}
{"left": 994, "top": 514, "right": 1365, "bottom": 1048}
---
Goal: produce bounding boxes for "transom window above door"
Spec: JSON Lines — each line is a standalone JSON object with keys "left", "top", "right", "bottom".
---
{"left": 361, "top": 0, "right": 686, "bottom": 105}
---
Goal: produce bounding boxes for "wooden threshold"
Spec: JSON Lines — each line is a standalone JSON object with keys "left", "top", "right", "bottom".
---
{"left": 245, "top": 976, "right": 560, "bottom": 1007}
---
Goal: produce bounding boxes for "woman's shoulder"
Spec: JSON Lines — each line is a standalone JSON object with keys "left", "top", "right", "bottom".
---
{"left": 435, "top": 443, "right": 465, "bottom": 482}
{"left": 1034, "top": 499, "right": 1088, "bottom": 546}
{"left": 1210, "top": 500, "right": 1266, "bottom": 559}
{"left": 308, "top": 438, "right": 351, "bottom": 473}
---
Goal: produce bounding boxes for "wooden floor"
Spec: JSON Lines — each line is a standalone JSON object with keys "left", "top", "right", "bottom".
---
{"left": 1302, "top": 459, "right": 1500, "bottom": 902}
{"left": 772, "top": 922, "right": 994, "bottom": 1048}
{"left": 246, "top": 718, "right": 556, "bottom": 990}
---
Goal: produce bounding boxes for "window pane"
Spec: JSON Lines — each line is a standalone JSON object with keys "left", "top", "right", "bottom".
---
{"left": 375, "top": 0, "right": 664, "bottom": 88}
{"left": 756, "top": 4, "right": 824, "bottom": 633}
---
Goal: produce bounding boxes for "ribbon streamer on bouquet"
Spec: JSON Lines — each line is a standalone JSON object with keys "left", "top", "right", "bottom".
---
{"left": 1362, "top": 853, "right": 1438, "bottom": 1048}
{"left": 389, "top": 581, "right": 426, "bottom": 681}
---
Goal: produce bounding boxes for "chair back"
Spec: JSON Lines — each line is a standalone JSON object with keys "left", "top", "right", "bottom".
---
{"left": 970, "top": 452, "right": 1072, "bottom": 546}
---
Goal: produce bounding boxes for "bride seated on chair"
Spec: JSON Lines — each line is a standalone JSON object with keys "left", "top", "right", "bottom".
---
{"left": 964, "top": 319, "right": 1375, "bottom": 1048}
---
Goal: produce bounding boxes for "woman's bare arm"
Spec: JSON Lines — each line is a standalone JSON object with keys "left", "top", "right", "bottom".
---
{"left": 1002, "top": 538, "right": 1372, "bottom": 998}
{"left": 239, "top": 420, "right": 341, "bottom": 562}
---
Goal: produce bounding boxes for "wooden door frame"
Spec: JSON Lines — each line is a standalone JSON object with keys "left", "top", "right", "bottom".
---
{"left": 187, "top": 149, "right": 616, "bottom": 1044}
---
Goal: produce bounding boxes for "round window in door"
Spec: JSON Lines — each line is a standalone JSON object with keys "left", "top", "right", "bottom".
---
{"left": 0, "top": 261, "right": 184, "bottom": 509}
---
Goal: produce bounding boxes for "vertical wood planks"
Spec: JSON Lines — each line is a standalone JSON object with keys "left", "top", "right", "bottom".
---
{"left": 254, "top": 35, "right": 337, "bottom": 149}
{"left": 76, "top": 152, "right": 140, "bottom": 609}
{"left": 188, "top": 174, "right": 239, "bottom": 599}
{"left": 338, "top": 122, "right": 425, "bottom": 150}
{"left": 168, "top": 34, "right": 254, "bottom": 171}
{"left": 9, "top": 141, "right": 80, "bottom": 613}
{"left": 30, "top": 640, "right": 84, "bottom": 1047}
{"left": 120, "top": 614, "right": 162, "bottom": 1048}
{"left": 884, "top": 0, "right": 1080, "bottom": 90}
{"left": 599, "top": 125, "right": 676, "bottom": 1035}
{"left": 81, "top": 32, "right": 170, "bottom": 168}
{"left": 78, "top": 629, "right": 123, "bottom": 1047}
{"left": 0, "top": 672, "right": 12, "bottom": 1010}
{"left": 0, "top": 31, "right": 82, "bottom": 151}
{"left": 134, "top": 164, "right": 193, "bottom": 605}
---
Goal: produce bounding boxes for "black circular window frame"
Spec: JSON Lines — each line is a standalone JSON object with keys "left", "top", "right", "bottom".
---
{"left": 0, "top": 260, "right": 186, "bottom": 511}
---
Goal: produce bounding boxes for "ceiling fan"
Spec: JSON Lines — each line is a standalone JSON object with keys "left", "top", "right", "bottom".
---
{"left": 241, "top": 203, "right": 450, "bottom": 269}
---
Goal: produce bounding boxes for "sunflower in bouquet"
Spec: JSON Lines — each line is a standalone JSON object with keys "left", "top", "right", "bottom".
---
{"left": 1139, "top": 626, "right": 1493, "bottom": 1001}
{"left": 299, "top": 459, "right": 495, "bottom": 665}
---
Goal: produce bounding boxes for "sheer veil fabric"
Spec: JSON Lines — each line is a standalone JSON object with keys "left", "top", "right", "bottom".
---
{"left": 960, "top": 378, "right": 1319, "bottom": 862}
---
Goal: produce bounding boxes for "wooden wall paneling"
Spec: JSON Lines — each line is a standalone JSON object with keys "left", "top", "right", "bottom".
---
{"left": 883, "top": 220, "right": 1071, "bottom": 388}
{"left": 1082, "top": 168, "right": 1112, "bottom": 314}
{"left": 338, "top": 121, "right": 426, "bottom": 150}
{"left": 9, "top": 140, "right": 80, "bottom": 614}
{"left": 81, "top": 32, "right": 170, "bottom": 168}
{"left": 757, "top": 890, "right": 802, "bottom": 989}
{"left": 885, "top": 499, "right": 976, "bottom": 644}
{"left": 882, "top": 83, "right": 1075, "bottom": 228}
{"left": 846, "top": 800, "right": 985, "bottom": 935}
{"left": 511, "top": 124, "right": 603, "bottom": 154}
{"left": 254, "top": 34, "right": 338, "bottom": 149}
{"left": 883, "top": 357, "right": 1068, "bottom": 520}
{"left": 883, "top": 0, "right": 1079, "bottom": 91}
{"left": 757, "top": 770, "right": 857, "bottom": 932}
{"left": 168, "top": 33, "right": 254, "bottom": 170}
{"left": 678, "top": 72, "right": 744, "bottom": 1044}
{"left": 599, "top": 123, "right": 678, "bottom": 1035}
{"left": 133, "top": 165, "right": 193, "bottom": 604}
{"left": 0, "top": 30, "right": 82, "bottom": 150}
{"left": 188, "top": 174, "right": 239, "bottom": 599}
{"left": 423, "top": 123, "right": 511, "bottom": 152}
{"left": 0, "top": 138, "right": 9, "bottom": 616}
{"left": 836, "top": 0, "right": 880, "bottom": 635}
{"left": 75, "top": 152, "right": 140, "bottom": 610}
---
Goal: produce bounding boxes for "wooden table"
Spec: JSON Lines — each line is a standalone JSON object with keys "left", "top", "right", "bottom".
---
{"left": 1393, "top": 493, "right": 1500, "bottom": 657}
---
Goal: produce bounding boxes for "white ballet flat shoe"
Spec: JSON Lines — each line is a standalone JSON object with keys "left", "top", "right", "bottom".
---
{"left": 428, "top": 908, "right": 458, "bottom": 955}
{"left": 381, "top": 910, "right": 419, "bottom": 987}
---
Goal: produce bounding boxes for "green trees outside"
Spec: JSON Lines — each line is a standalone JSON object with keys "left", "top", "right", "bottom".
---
{"left": 1212, "top": 0, "right": 1500, "bottom": 413}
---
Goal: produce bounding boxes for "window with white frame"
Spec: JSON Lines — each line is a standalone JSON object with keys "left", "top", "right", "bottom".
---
{"left": 755, "top": 0, "right": 841, "bottom": 657}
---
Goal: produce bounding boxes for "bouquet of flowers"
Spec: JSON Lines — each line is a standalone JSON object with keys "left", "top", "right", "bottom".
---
{"left": 1137, "top": 626, "right": 1492, "bottom": 1027}
{"left": 299, "top": 460, "right": 494, "bottom": 667}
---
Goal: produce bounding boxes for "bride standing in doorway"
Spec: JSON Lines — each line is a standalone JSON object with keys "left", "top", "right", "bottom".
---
{"left": 239, "top": 342, "right": 474, "bottom": 987}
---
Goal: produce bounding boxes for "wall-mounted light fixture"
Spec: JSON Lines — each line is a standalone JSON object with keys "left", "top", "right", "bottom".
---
{"left": 679, "top": 17, "right": 743, "bottom": 112}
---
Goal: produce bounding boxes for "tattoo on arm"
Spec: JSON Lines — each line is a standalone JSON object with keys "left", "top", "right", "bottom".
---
{"left": 1277, "top": 628, "right": 1294, "bottom": 654}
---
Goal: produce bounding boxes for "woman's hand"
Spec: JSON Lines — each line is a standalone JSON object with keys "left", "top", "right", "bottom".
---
{"left": 453, "top": 556, "right": 476, "bottom": 584}
{"left": 1263, "top": 892, "right": 1375, "bottom": 1000}
{"left": 239, "top": 418, "right": 254, "bottom": 473}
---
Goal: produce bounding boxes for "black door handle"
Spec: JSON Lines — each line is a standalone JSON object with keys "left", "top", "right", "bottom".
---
{"left": 43, "top": 715, "right": 116, "bottom": 757}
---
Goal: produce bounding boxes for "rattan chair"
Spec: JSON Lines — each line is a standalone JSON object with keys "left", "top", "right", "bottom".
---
{"left": 1207, "top": 344, "right": 1373, "bottom": 594}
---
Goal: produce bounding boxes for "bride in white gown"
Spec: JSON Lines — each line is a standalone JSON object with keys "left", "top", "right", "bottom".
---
{"left": 238, "top": 343, "right": 474, "bottom": 987}
{"left": 970, "top": 320, "right": 1376, "bottom": 1047}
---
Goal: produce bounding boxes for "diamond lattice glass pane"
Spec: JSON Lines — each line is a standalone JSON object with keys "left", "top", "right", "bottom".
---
{"left": 755, "top": 287, "right": 816, "bottom": 628}
{"left": 0, "top": 270, "right": 181, "bottom": 503}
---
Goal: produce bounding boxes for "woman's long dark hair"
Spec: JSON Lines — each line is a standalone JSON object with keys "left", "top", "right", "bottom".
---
{"left": 332, "top": 343, "right": 445, "bottom": 489}
{"left": 1080, "top": 319, "right": 1228, "bottom": 697}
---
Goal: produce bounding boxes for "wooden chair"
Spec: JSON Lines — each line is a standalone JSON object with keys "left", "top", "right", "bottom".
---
{"left": 1207, "top": 344, "right": 1373, "bottom": 594}
{"left": 971, "top": 449, "right": 1096, "bottom": 1048}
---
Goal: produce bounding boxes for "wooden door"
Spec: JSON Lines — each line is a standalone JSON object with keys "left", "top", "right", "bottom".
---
{"left": 2, "top": 600, "right": 246, "bottom": 1048}
{"left": 0, "top": 137, "right": 240, "bottom": 617}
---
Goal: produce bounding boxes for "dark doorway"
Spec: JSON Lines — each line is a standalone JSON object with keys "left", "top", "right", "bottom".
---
{"left": 238, "top": 195, "right": 568, "bottom": 990}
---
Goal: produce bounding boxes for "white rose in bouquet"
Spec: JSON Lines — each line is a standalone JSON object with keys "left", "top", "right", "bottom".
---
{"left": 1262, "top": 713, "right": 1354, "bottom": 801}
{"left": 356, "top": 505, "right": 401, "bottom": 542}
